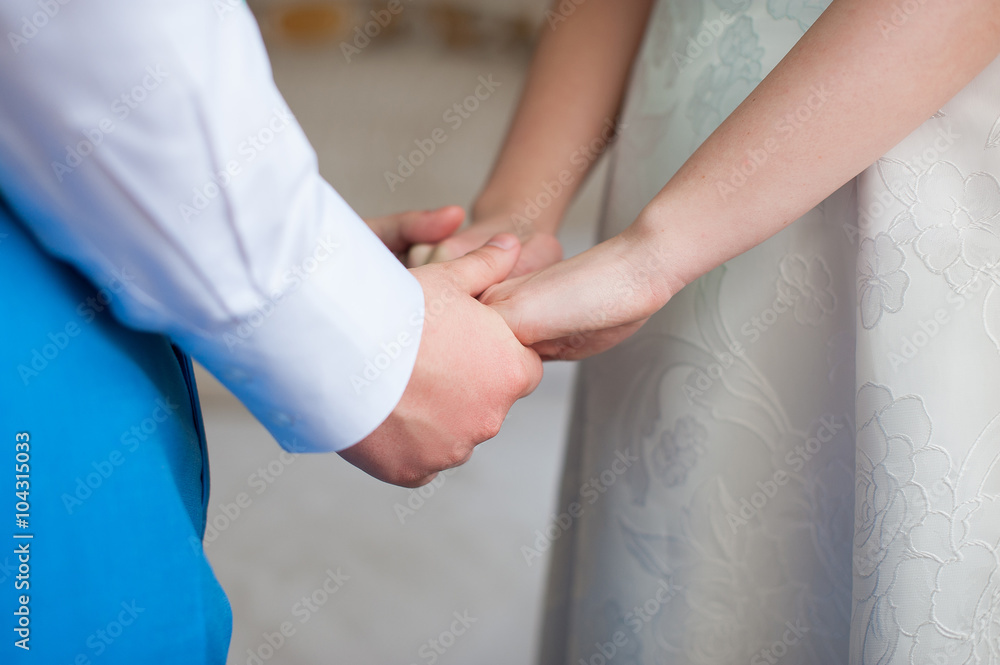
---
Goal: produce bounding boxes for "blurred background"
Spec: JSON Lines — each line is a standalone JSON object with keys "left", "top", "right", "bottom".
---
{"left": 194, "top": 1, "right": 610, "bottom": 663}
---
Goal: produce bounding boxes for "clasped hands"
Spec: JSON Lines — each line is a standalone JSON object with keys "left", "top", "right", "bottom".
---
{"left": 341, "top": 205, "right": 669, "bottom": 487}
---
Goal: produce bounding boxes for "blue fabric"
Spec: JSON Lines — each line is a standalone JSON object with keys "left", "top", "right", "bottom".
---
{"left": 0, "top": 202, "right": 231, "bottom": 663}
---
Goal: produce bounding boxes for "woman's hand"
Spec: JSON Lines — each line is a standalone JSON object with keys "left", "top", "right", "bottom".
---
{"left": 364, "top": 205, "right": 466, "bottom": 263}
{"left": 480, "top": 226, "right": 675, "bottom": 360}
{"left": 407, "top": 211, "right": 563, "bottom": 278}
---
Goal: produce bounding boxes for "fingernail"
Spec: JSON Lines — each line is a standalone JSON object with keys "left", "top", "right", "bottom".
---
{"left": 486, "top": 234, "right": 518, "bottom": 250}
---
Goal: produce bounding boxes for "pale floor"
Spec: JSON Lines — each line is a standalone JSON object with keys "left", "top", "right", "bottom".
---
{"left": 195, "top": 35, "right": 607, "bottom": 665}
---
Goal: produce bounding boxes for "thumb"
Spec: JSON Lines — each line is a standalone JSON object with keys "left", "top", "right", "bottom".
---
{"left": 444, "top": 233, "right": 521, "bottom": 296}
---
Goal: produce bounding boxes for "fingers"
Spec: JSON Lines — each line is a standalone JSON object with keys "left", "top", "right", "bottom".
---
{"left": 530, "top": 319, "right": 649, "bottom": 361}
{"left": 426, "top": 241, "right": 458, "bottom": 264}
{"left": 367, "top": 206, "right": 465, "bottom": 254}
{"left": 508, "top": 234, "right": 564, "bottom": 278}
{"left": 406, "top": 243, "right": 435, "bottom": 267}
{"left": 440, "top": 233, "right": 522, "bottom": 296}
{"left": 428, "top": 231, "right": 563, "bottom": 276}
{"left": 478, "top": 277, "right": 531, "bottom": 342}
{"left": 407, "top": 233, "right": 470, "bottom": 267}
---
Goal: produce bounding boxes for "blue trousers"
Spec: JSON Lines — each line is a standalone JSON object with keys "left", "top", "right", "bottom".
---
{"left": 0, "top": 202, "right": 231, "bottom": 663}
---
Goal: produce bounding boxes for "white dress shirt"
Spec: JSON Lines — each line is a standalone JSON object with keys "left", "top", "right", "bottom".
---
{"left": 0, "top": 0, "right": 424, "bottom": 451}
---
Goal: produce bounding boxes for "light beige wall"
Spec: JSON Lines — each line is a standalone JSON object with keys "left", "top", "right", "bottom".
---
{"left": 431, "top": 0, "right": 547, "bottom": 17}
{"left": 249, "top": 0, "right": 549, "bottom": 22}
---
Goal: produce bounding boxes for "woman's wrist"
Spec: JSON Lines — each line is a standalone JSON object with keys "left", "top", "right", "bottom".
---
{"left": 619, "top": 202, "right": 694, "bottom": 313}
{"left": 471, "top": 189, "right": 565, "bottom": 237}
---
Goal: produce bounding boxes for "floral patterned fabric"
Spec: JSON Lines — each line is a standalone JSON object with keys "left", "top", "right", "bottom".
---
{"left": 539, "top": 1, "right": 1000, "bottom": 664}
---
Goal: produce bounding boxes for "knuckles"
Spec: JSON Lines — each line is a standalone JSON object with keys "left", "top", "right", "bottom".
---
{"left": 499, "top": 344, "right": 539, "bottom": 398}
{"left": 477, "top": 410, "right": 505, "bottom": 443}
{"left": 442, "top": 444, "right": 476, "bottom": 470}
{"left": 408, "top": 441, "right": 475, "bottom": 481}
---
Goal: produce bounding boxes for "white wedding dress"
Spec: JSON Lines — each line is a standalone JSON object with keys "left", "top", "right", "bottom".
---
{"left": 540, "top": 1, "right": 1000, "bottom": 663}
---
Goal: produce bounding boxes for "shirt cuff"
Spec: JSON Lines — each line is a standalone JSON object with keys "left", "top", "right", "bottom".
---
{"left": 178, "top": 185, "right": 425, "bottom": 453}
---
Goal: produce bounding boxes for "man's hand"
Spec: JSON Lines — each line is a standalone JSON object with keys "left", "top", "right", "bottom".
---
{"left": 406, "top": 212, "right": 563, "bottom": 278}
{"left": 365, "top": 206, "right": 466, "bottom": 262}
{"left": 339, "top": 234, "right": 544, "bottom": 487}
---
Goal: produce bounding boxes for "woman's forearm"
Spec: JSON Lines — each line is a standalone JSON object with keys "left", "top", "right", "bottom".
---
{"left": 632, "top": 0, "right": 1000, "bottom": 302}
{"left": 472, "top": 0, "right": 654, "bottom": 232}
{"left": 483, "top": 0, "right": 1000, "bottom": 359}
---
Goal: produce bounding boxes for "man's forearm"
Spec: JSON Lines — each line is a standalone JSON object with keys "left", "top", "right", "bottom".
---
{"left": 633, "top": 0, "right": 1000, "bottom": 302}
{"left": 472, "top": 0, "right": 654, "bottom": 231}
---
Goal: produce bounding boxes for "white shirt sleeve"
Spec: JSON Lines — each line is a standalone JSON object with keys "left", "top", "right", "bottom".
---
{"left": 0, "top": 0, "right": 425, "bottom": 452}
